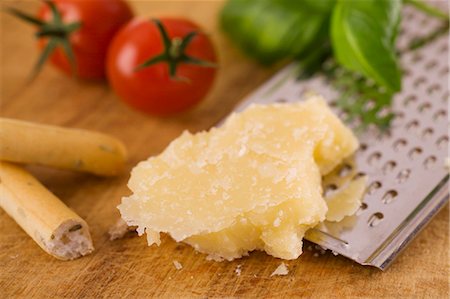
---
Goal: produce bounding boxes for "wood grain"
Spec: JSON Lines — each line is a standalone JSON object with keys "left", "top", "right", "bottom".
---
{"left": 0, "top": 1, "right": 448, "bottom": 298}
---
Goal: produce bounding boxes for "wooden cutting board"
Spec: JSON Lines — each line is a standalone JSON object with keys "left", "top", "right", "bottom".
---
{"left": 1, "top": 1, "right": 448, "bottom": 298}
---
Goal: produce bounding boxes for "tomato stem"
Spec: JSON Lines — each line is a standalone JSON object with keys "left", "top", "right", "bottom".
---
{"left": 169, "top": 37, "right": 183, "bottom": 58}
{"left": 5, "top": 0, "right": 80, "bottom": 80}
{"left": 135, "top": 19, "right": 217, "bottom": 81}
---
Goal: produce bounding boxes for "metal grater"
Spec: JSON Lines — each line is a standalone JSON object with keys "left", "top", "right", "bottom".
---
{"left": 229, "top": 3, "right": 449, "bottom": 270}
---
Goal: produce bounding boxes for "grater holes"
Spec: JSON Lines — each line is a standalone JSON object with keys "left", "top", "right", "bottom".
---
{"left": 423, "top": 156, "right": 437, "bottom": 169}
{"left": 368, "top": 212, "right": 384, "bottom": 227}
{"left": 426, "top": 84, "right": 441, "bottom": 95}
{"left": 418, "top": 102, "right": 431, "bottom": 113}
{"left": 424, "top": 60, "right": 437, "bottom": 70}
{"left": 433, "top": 109, "right": 447, "bottom": 122}
{"left": 359, "top": 143, "right": 368, "bottom": 152}
{"left": 402, "top": 68, "right": 411, "bottom": 76}
{"left": 403, "top": 95, "right": 417, "bottom": 107}
{"left": 393, "top": 139, "right": 408, "bottom": 151}
{"left": 405, "top": 11, "right": 415, "bottom": 20}
{"left": 420, "top": 17, "right": 429, "bottom": 26}
{"left": 436, "top": 136, "right": 449, "bottom": 149}
{"left": 408, "top": 147, "right": 423, "bottom": 159}
{"left": 324, "top": 184, "right": 338, "bottom": 197}
{"left": 329, "top": 100, "right": 338, "bottom": 108}
{"left": 356, "top": 202, "right": 368, "bottom": 216}
{"left": 411, "top": 52, "right": 423, "bottom": 62}
{"left": 440, "top": 66, "right": 449, "bottom": 75}
{"left": 413, "top": 77, "right": 426, "bottom": 87}
{"left": 382, "top": 190, "right": 398, "bottom": 204}
{"left": 338, "top": 164, "right": 352, "bottom": 177}
{"left": 395, "top": 111, "right": 405, "bottom": 119}
{"left": 382, "top": 161, "right": 397, "bottom": 173}
{"left": 392, "top": 112, "right": 405, "bottom": 127}
{"left": 406, "top": 120, "right": 420, "bottom": 132}
{"left": 397, "top": 169, "right": 411, "bottom": 183}
{"left": 352, "top": 172, "right": 366, "bottom": 181}
{"left": 367, "top": 181, "right": 382, "bottom": 195}
{"left": 421, "top": 128, "right": 434, "bottom": 139}
{"left": 367, "top": 152, "right": 382, "bottom": 165}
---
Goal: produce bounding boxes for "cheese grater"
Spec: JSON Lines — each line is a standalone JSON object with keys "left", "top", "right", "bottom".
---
{"left": 229, "top": 3, "right": 449, "bottom": 270}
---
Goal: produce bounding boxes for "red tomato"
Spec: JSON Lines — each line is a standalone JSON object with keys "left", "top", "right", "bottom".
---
{"left": 37, "top": 0, "right": 133, "bottom": 79}
{"left": 106, "top": 18, "right": 217, "bottom": 116}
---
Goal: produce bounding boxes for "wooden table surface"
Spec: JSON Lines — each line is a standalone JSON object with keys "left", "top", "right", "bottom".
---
{"left": 1, "top": 1, "right": 448, "bottom": 298}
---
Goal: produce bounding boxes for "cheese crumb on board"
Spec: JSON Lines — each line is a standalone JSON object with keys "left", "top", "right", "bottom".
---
{"left": 173, "top": 260, "right": 183, "bottom": 270}
{"left": 235, "top": 264, "right": 242, "bottom": 276}
{"left": 271, "top": 263, "right": 289, "bottom": 276}
{"left": 119, "top": 96, "right": 360, "bottom": 261}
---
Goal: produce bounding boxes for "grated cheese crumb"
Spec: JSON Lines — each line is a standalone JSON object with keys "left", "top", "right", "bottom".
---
{"left": 270, "top": 262, "right": 289, "bottom": 276}
{"left": 235, "top": 264, "right": 242, "bottom": 276}
{"left": 173, "top": 260, "right": 183, "bottom": 270}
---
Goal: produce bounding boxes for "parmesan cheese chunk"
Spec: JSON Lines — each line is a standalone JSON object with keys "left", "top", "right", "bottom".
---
{"left": 119, "top": 96, "right": 360, "bottom": 261}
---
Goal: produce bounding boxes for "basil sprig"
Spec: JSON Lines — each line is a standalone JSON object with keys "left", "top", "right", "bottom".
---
{"left": 221, "top": 0, "right": 449, "bottom": 129}
{"left": 331, "top": 0, "right": 402, "bottom": 93}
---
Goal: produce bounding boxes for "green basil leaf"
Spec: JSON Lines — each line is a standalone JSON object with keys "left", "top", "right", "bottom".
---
{"left": 220, "top": 0, "right": 335, "bottom": 65}
{"left": 331, "top": 0, "right": 402, "bottom": 92}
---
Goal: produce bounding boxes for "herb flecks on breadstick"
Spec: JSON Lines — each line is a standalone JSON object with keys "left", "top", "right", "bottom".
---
{"left": 0, "top": 162, "right": 94, "bottom": 260}
{"left": 0, "top": 118, "right": 127, "bottom": 176}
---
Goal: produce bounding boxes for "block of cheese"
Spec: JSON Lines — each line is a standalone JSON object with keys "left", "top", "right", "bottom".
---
{"left": 119, "top": 96, "right": 360, "bottom": 261}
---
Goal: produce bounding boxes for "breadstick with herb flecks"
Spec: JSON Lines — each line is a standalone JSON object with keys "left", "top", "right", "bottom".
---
{"left": 0, "top": 118, "right": 127, "bottom": 176}
{"left": 0, "top": 161, "right": 94, "bottom": 260}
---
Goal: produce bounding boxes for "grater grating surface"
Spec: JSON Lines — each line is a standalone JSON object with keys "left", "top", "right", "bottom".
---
{"left": 229, "top": 3, "right": 449, "bottom": 270}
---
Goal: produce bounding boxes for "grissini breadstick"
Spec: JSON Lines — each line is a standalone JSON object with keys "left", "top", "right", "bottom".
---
{"left": 0, "top": 118, "right": 127, "bottom": 176}
{"left": 0, "top": 162, "right": 94, "bottom": 260}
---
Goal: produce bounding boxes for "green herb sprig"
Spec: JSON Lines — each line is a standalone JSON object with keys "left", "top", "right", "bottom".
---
{"left": 221, "top": 0, "right": 449, "bottom": 130}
